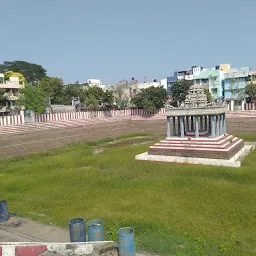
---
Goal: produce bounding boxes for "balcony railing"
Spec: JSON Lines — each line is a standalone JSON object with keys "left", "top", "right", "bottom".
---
{"left": 0, "top": 82, "right": 24, "bottom": 89}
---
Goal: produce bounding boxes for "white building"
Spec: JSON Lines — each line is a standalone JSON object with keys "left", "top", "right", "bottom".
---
{"left": 87, "top": 79, "right": 101, "bottom": 86}
{"left": 136, "top": 81, "right": 160, "bottom": 90}
{"left": 160, "top": 78, "right": 167, "bottom": 88}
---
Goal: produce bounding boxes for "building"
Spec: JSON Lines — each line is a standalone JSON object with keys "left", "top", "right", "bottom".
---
{"left": 87, "top": 79, "right": 101, "bottom": 86}
{"left": 0, "top": 73, "right": 24, "bottom": 113}
{"left": 193, "top": 66, "right": 225, "bottom": 99}
{"left": 160, "top": 78, "right": 167, "bottom": 88}
{"left": 222, "top": 67, "right": 254, "bottom": 110}
{"left": 167, "top": 64, "right": 230, "bottom": 100}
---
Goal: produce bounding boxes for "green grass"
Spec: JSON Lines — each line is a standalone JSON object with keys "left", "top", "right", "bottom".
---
{"left": 86, "top": 132, "right": 152, "bottom": 146}
{"left": 0, "top": 133, "right": 256, "bottom": 255}
{"left": 233, "top": 133, "right": 256, "bottom": 142}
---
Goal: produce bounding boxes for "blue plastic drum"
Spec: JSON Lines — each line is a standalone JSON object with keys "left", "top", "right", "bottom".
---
{"left": 0, "top": 200, "right": 9, "bottom": 222}
{"left": 118, "top": 227, "right": 135, "bottom": 256}
{"left": 87, "top": 219, "right": 104, "bottom": 241}
{"left": 69, "top": 218, "right": 86, "bottom": 242}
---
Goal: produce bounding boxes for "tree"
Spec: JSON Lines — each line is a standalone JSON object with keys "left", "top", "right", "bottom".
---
{"left": 0, "top": 89, "right": 8, "bottom": 108}
{"left": 169, "top": 79, "right": 193, "bottom": 106}
{"left": 0, "top": 61, "right": 47, "bottom": 84}
{"left": 84, "top": 86, "right": 104, "bottom": 100}
{"left": 131, "top": 86, "right": 168, "bottom": 112}
{"left": 75, "top": 86, "right": 115, "bottom": 110}
{"left": 84, "top": 86, "right": 104, "bottom": 109}
{"left": 203, "top": 88, "right": 213, "bottom": 103}
{"left": 39, "top": 77, "right": 64, "bottom": 104}
{"left": 61, "top": 83, "right": 85, "bottom": 105}
{"left": 4, "top": 71, "right": 25, "bottom": 84}
{"left": 245, "top": 82, "right": 256, "bottom": 99}
{"left": 17, "top": 86, "right": 47, "bottom": 114}
{"left": 106, "top": 83, "right": 134, "bottom": 109}
{"left": 86, "top": 97, "right": 99, "bottom": 111}
{"left": 102, "top": 89, "right": 114, "bottom": 109}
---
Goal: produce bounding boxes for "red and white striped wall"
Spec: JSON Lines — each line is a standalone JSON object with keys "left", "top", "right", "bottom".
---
{"left": 34, "top": 108, "right": 166, "bottom": 123}
{"left": 0, "top": 105, "right": 255, "bottom": 127}
{"left": 0, "top": 115, "right": 24, "bottom": 126}
{"left": 244, "top": 102, "right": 256, "bottom": 110}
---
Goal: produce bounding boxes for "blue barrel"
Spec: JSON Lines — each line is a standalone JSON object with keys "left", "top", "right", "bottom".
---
{"left": 118, "top": 227, "right": 135, "bottom": 256}
{"left": 87, "top": 219, "right": 104, "bottom": 241}
{"left": 69, "top": 218, "right": 86, "bottom": 242}
{"left": 0, "top": 200, "right": 9, "bottom": 222}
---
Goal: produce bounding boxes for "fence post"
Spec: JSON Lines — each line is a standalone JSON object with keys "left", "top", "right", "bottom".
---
{"left": 230, "top": 100, "right": 234, "bottom": 111}
{"left": 241, "top": 100, "right": 245, "bottom": 111}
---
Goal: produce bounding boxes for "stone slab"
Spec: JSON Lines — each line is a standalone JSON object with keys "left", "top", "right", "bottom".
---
{"left": 164, "top": 106, "right": 227, "bottom": 116}
{"left": 136, "top": 145, "right": 255, "bottom": 168}
{"left": 0, "top": 242, "right": 118, "bottom": 256}
{"left": 0, "top": 217, "right": 153, "bottom": 256}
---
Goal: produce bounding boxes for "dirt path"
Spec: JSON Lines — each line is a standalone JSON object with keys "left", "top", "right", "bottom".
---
{"left": 0, "top": 117, "right": 255, "bottom": 159}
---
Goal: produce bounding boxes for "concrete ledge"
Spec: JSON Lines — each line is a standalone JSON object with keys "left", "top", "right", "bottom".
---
{"left": 164, "top": 106, "right": 227, "bottom": 116}
{"left": 0, "top": 241, "right": 117, "bottom": 256}
{"left": 136, "top": 145, "right": 254, "bottom": 168}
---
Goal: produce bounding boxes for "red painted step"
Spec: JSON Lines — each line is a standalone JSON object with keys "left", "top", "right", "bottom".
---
{"left": 15, "top": 245, "right": 47, "bottom": 256}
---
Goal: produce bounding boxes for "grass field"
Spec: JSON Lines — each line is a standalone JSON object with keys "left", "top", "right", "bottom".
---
{"left": 0, "top": 132, "right": 256, "bottom": 255}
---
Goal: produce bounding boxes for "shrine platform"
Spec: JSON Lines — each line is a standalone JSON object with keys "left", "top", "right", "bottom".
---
{"left": 148, "top": 134, "right": 244, "bottom": 160}
{"left": 135, "top": 134, "right": 248, "bottom": 168}
{"left": 135, "top": 82, "right": 253, "bottom": 167}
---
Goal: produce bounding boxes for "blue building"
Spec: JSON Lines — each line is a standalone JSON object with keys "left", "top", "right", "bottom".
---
{"left": 223, "top": 67, "right": 250, "bottom": 100}
{"left": 166, "top": 66, "right": 225, "bottom": 100}
{"left": 167, "top": 71, "right": 177, "bottom": 96}
{"left": 167, "top": 66, "right": 255, "bottom": 109}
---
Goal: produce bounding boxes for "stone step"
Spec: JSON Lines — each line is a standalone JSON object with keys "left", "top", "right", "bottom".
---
{"left": 161, "top": 135, "right": 235, "bottom": 145}
{"left": 165, "top": 134, "right": 233, "bottom": 142}
{"left": 150, "top": 138, "right": 242, "bottom": 151}
{"left": 148, "top": 137, "right": 244, "bottom": 160}
{"left": 153, "top": 139, "right": 239, "bottom": 149}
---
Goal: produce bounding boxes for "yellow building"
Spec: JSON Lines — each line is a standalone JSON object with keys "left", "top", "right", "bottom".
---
{"left": 220, "top": 64, "right": 230, "bottom": 73}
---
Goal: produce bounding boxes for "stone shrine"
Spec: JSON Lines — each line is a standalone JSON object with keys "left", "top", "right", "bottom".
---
{"left": 136, "top": 83, "right": 245, "bottom": 167}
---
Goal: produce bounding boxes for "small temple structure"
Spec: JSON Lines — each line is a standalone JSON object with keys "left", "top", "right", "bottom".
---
{"left": 136, "top": 83, "right": 245, "bottom": 167}
{"left": 165, "top": 83, "right": 227, "bottom": 138}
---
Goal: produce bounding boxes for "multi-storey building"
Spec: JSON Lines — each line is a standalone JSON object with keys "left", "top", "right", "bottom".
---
{"left": 223, "top": 67, "right": 250, "bottom": 99}
{"left": 167, "top": 64, "right": 230, "bottom": 100}
{"left": 167, "top": 64, "right": 256, "bottom": 110}
{"left": 222, "top": 67, "right": 256, "bottom": 109}
{"left": 0, "top": 73, "right": 24, "bottom": 113}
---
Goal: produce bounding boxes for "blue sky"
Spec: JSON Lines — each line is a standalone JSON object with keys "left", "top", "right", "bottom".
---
{"left": 1, "top": 0, "right": 255, "bottom": 84}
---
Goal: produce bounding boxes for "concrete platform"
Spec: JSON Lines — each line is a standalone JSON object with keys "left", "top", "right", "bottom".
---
{"left": 0, "top": 241, "right": 118, "bottom": 256}
{"left": 136, "top": 144, "right": 255, "bottom": 168}
{"left": 0, "top": 216, "right": 154, "bottom": 256}
{"left": 185, "top": 130, "right": 209, "bottom": 136}
{"left": 148, "top": 134, "right": 245, "bottom": 160}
